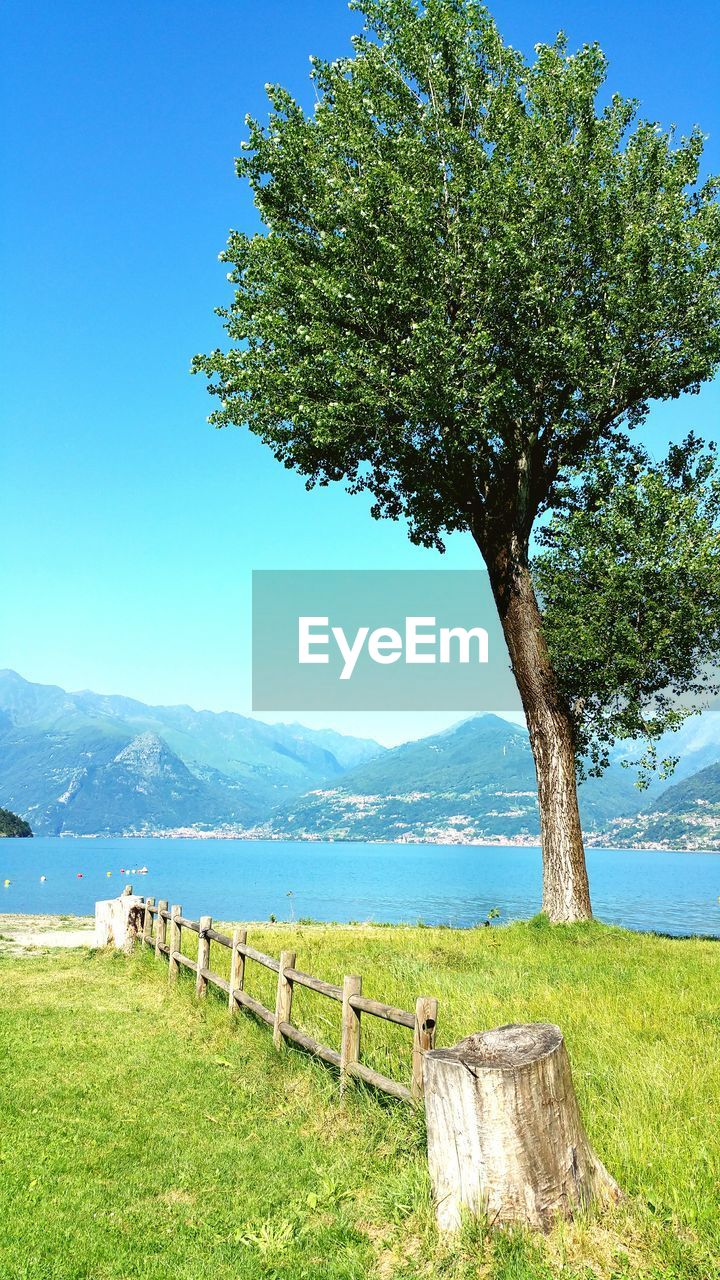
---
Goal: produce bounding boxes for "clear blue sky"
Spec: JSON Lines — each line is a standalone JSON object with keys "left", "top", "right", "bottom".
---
{"left": 1, "top": 1, "right": 719, "bottom": 745}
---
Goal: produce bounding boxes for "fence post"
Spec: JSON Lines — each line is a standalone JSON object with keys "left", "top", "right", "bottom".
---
{"left": 273, "top": 950, "right": 296, "bottom": 1049}
{"left": 340, "top": 974, "right": 362, "bottom": 1096}
{"left": 412, "top": 996, "right": 438, "bottom": 1101}
{"left": 229, "top": 927, "right": 247, "bottom": 1012}
{"left": 142, "top": 897, "right": 155, "bottom": 948}
{"left": 196, "top": 916, "right": 212, "bottom": 998}
{"left": 155, "top": 900, "right": 168, "bottom": 958}
{"left": 168, "top": 905, "right": 182, "bottom": 981}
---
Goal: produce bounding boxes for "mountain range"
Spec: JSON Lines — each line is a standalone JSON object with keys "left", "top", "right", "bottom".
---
{"left": 0, "top": 670, "right": 382, "bottom": 835}
{"left": 268, "top": 714, "right": 659, "bottom": 842}
{"left": 2, "top": 669, "right": 720, "bottom": 848}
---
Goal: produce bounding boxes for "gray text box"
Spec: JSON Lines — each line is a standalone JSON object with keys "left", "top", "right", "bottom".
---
{"left": 252, "top": 570, "right": 523, "bottom": 712}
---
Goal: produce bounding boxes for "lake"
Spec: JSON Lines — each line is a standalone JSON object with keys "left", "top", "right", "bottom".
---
{"left": 0, "top": 837, "right": 718, "bottom": 937}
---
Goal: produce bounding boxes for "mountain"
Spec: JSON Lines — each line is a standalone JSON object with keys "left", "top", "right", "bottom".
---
{"left": 22, "top": 732, "right": 252, "bottom": 837}
{"left": 268, "top": 715, "right": 659, "bottom": 843}
{"left": 278, "top": 724, "right": 382, "bottom": 771}
{"left": 0, "top": 671, "right": 384, "bottom": 835}
{"left": 598, "top": 760, "right": 720, "bottom": 850}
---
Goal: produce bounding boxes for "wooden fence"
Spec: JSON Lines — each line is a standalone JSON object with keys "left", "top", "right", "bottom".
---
{"left": 138, "top": 895, "right": 438, "bottom": 1104}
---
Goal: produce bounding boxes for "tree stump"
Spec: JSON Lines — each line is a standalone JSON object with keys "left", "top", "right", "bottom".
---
{"left": 423, "top": 1023, "right": 620, "bottom": 1233}
{"left": 94, "top": 891, "right": 145, "bottom": 951}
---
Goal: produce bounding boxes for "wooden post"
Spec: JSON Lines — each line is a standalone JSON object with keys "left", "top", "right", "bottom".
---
{"left": 228, "top": 927, "right": 247, "bottom": 1012}
{"left": 168, "top": 905, "right": 182, "bottom": 981}
{"left": 196, "top": 916, "right": 212, "bottom": 998}
{"left": 423, "top": 1023, "right": 621, "bottom": 1233}
{"left": 142, "top": 897, "right": 155, "bottom": 948}
{"left": 340, "top": 974, "right": 362, "bottom": 1095}
{"left": 273, "top": 950, "right": 296, "bottom": 1049}
{"left": 155, "top": 899, "right": 168, "bottom": 958}
{"left": 411, "top": 996, "right": 438, "bottom": 1101}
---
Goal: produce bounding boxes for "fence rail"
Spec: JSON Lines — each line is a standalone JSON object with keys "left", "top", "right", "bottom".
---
{"left": 136, "top": 894, "right": 437, "bottom": 1104}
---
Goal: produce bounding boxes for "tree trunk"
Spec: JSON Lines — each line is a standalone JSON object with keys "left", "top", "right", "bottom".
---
{"left": 423, "top": 1023, "right": 620, "bottom": 1233}
{"left": 483, "top": 536, "right": 592, "bottom": 922}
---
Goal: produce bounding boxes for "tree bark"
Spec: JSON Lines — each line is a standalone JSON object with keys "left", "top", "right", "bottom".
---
{"left": 93, "top": 891, "right": 146, "bottom": 949}
{"left": 424, "top": 1023, "right": 620, "bottom": 1233}
{"left": 482, "top": 535, "right": 592, "bottom": 922}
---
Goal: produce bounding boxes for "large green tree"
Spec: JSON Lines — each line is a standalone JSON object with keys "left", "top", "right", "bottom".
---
{"left": 195, "top": 0, "right": 720, "bottom": 921}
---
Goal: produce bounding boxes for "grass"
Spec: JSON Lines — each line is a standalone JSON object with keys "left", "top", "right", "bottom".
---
{"left": 0, "top": 919, "right": 718, "bottom": 1279}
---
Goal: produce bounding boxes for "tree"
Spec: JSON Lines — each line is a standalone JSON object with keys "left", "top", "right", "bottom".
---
{"left": 194, "top": 0, "right": 720, "bottom": 921}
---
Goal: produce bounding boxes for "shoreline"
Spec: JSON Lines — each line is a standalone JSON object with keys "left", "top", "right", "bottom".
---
{"left": 1, "top": 913, "right": 718, "bottom": 950}
{"left": 7, "top": 834, "right": 717, "bottom": 855}
{"left": 5, "top": 832, "right": 719, "bottom": 854}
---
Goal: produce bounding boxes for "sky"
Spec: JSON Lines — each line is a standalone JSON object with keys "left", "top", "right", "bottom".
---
{"left": 1, "top": 0, "right": 719, "bottom": 746}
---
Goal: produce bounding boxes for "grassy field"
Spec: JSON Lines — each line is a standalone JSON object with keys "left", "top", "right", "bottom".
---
{"left": 0, "top": 918, "right": 717, "bottom": 1279}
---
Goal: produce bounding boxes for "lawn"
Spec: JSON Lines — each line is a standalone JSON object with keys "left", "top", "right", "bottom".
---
{"left": 0, "top": 919, "right": 717, "bottom": 1279}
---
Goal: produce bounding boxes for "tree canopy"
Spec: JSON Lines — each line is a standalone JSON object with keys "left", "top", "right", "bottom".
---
{"left": 533, "top": 437, "right": 720, "bottom": 783}
{"left": 194, "top": 0, "right": 720, "bottom": 555}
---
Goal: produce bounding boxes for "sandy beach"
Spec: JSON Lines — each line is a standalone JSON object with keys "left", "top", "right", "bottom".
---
{"left": 0, "top": 913, "right": 94, "bottom": 955}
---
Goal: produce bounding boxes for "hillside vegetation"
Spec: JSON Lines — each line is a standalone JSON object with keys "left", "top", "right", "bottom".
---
{"left": 605, "top": 760, "right": 720, "bottom": 849}
{"left": 0, "top": 921, "right": 717, "bottom": 1279}
{"left": 0, "top": 807, "right": 31, "bottom": 837}
{"left": 269, "top": 716, "right": 656, "bottom": 842}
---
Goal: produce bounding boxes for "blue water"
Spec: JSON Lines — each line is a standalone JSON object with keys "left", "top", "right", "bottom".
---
{"left": 0, "top": 837, "right": 718, "bottom": 937}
